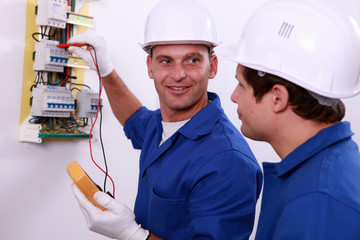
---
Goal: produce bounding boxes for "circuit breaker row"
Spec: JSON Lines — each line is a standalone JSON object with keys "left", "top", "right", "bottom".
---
{"left": 31, "top": 86, "right": 102, "bottom": 118}
{"left": 33, "top": 40, "right": 69, "bottom": 72}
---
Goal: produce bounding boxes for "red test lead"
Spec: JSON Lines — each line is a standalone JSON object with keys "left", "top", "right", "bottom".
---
{"left": 57, "top": 43, "right": 87, "bottom": 48}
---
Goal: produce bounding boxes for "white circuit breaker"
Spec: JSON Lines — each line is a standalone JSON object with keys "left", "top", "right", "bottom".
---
{"left": 31, "top": 85, "right": 75, "bottom": 117}
{"left": 36, "top": 0, "right": 69, "bottom": 29}
{"left": 76, "top": 90, "right": 102, "bottom": 118}
{"left": 33, "top": 40, "right": 68, "bottom": 72}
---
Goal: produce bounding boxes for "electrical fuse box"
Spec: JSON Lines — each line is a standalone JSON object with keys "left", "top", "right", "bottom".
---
{"left": 20, "top": 0, "right": 98, "bottom": 143}
{"left": 31, "top": 86, "right": 75, "bottom": 117}
{"left": 33, "top": 40, "right": 68, "bottom": 72}
{"left": 36, "top": 0, "right": 69, "bottom": 29}
{"left": 76, "top": 90, "right": 102, "bottom": 118}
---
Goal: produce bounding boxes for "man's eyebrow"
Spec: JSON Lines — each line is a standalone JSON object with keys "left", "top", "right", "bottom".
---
{"left": 184, "top": 52, "right": 204, "bottom": 59}
{"left": 154, "top": 55, "right": 172, "bottom": 60}
{"left": 154, "top": 52, "right": 205, "bottom": 61}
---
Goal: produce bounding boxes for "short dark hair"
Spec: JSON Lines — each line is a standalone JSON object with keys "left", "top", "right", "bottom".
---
{"left": 243, "top": 67, "right": 345, "bottom": 124}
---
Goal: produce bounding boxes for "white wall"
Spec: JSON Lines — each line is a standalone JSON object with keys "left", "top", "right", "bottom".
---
{"left": 1, "top": 0, "right": 359, "bottom": 239}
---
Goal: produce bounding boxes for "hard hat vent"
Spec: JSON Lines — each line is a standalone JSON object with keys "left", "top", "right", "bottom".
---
{"left": 278, "top": 22, "right": 295, "bottom": 39}
{"left": 215, "top": 0, "right": 360, "bottom": 98}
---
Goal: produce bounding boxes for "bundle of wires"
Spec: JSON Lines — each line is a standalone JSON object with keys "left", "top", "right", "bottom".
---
{"left": 31, "top": 115, "right": 87, "bottom": 135}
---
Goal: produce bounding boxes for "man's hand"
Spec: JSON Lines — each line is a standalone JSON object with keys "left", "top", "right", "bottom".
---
{"left": 68, "top": 32, "right": 114, "bottom": 77}
{"left": 72, "top": 184, "right": 149, "bottom": 240}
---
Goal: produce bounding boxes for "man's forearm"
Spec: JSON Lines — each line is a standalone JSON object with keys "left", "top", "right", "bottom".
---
{"left": 102, "top": 70, "right": 143, "bottom": 126}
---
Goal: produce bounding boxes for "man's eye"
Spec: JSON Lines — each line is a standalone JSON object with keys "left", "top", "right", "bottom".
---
{"left": 189, "top": 58, "right": 199, "bottom": 63}
{"left": 161, "top": 59, "right": 171, "bottom": 64}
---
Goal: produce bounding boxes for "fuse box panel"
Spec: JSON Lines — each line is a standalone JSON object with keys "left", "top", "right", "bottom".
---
{"left": 19, "top": 0, "right": 96, "bottom": 143}
{"left": 31, "top": 86, "right": 75, "bottom": 117}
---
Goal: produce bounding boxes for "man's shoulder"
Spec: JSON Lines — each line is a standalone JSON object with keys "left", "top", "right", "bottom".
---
{"left": 126, "top": 107, "right": 161, "bottom": 126}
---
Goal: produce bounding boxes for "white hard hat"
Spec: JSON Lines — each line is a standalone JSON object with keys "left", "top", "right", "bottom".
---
{"left": 216, "top": 0, "right": 360, "bottom": 99}
{"left": 141, "top": 0, "right": 219, "bottom": 54}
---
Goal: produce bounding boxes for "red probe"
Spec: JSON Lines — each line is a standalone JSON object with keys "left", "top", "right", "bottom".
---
{"left": 57, "top": 43, "right": 87, "bottom": 48}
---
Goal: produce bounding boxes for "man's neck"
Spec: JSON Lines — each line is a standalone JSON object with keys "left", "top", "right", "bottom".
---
{"left": 160, "top": 98, "right": 209, "bottom": 122}
{"left": 269, "top": 117, "right": 336, "bottom": 159}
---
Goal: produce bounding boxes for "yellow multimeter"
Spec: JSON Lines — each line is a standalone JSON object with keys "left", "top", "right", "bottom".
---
{"left": 67, "top": 161, "right": 107, "bottom": 211}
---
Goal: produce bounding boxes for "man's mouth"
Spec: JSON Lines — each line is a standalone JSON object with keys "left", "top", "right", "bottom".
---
{"left": 169, "top": 86, "right": 188, "bottom": 90}
{"left": 238, "top": 113, "right": 242, "bottom": 119}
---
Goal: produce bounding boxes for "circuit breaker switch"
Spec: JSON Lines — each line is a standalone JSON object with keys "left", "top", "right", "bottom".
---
{"left": 76, "top": 90, "right": 102, "bottom": 118}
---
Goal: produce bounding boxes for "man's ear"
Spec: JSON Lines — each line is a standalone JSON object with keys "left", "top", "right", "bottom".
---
{"left": 270, "top": 84, "right": 289, "bottom": 113}
{"left": 209, "top": 55, "right": 218, "bottom": 79}
{"left": 146, "top": 55, "right": 154, "bottom": 79}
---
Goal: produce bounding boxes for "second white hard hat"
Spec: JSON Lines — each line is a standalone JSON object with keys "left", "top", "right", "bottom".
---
{"left": 216, "top": 0, "right": 360, "bottom": 99}
{"left": 141, "top": 0, "right": 219, "bottom": 54}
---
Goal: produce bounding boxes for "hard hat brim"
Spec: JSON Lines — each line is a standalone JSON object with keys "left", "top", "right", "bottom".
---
{"left": 141, "top": 40, "right": 221, "bottom": 54}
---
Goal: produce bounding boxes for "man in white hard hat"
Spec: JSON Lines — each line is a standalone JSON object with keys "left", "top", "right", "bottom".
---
{"left": 68, "top": 0, "right": 262, "bottom": 239}
{"left": 216, "top": 0, "right": 360, "bottom": 239}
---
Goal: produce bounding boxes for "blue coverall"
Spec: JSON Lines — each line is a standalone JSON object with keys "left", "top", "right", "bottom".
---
{"left": 124, "top": 92, "right": 263, "bottom": 239}
{"left": 255, "top": 122, "right": 360, "bottom": 240}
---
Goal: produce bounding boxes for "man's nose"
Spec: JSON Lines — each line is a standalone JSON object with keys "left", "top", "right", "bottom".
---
{"left": 231, "top": 86, "right": 239, "bottom": 103}
{"left": 172, "top": 64, "right": 186, "bottom": 81}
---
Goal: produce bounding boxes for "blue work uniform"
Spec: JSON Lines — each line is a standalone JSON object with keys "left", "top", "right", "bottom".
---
{"left": 255, "top": 122, "right": 360, "bottom": 240}
{"left": 124, "top": 92, "right": 262, "bottom": 239}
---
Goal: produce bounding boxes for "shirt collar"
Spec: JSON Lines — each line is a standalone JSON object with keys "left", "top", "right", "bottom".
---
{"left": 271, "top": 121, "right": 354, "bottom": 177}
{"left": 177, "top": 92, "right": 223, "bottom": 140}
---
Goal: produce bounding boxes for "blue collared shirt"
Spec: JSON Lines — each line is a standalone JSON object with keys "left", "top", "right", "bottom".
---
{"left": 124, "top": 92, "right": 262, "bottom": 239}
{"left": 255, "top": 121, "right": 360, "bottom": 240}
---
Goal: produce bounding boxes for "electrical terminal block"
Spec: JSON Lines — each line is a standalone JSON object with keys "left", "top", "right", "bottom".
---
{"left": 76, "top": 90, "right": 102, "bottom": 118}
{"left": 36, "top": 0, "right": 69, "bottom": 29}
{"left": 19, "top": 116, "right": 43, "bottom": 143}
{"left": 33, "top": 40, "right": 69, "bottom": 72}
{"left": 31, "top": 85, "right": 75, "bottom": 118}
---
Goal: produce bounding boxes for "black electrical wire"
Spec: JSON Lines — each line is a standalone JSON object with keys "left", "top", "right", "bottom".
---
{"left": 83, "top": 118, "right": 88, "bottom": 126}
{"left": 32, "top": 32, "right": 41, "bottom": 42}
{"left": 32, "top": 31, "right": 57, "bottom": 42}
{"left": 72, "top": 82, "right": 91, "bottom": 89}
{"left": 88, "top": 44, "right": 110, "bottom": 194}
{"left": 32, "top": 26, "right": 57, "bottom": 42}
{"left": 71, "top": 87, "right": 82, "bottom": 92}
{"left": 31, "top": 72, "right": 41, "bottom": 89}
